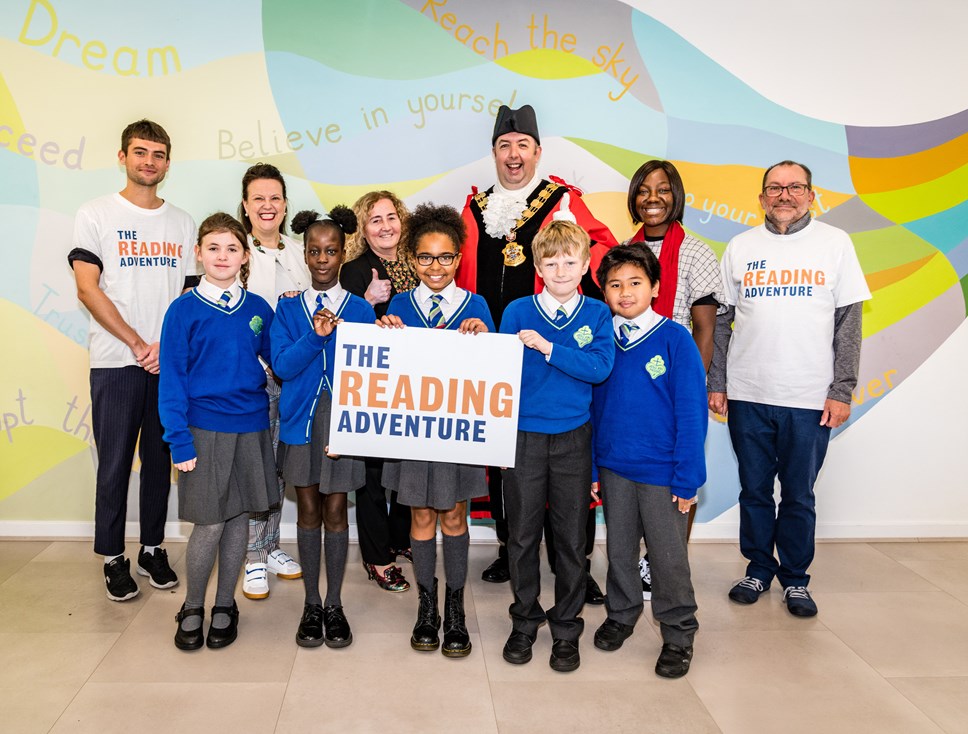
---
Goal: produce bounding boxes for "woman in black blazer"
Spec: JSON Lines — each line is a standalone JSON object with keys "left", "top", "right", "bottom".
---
{"left": 339, "top": 190, "right": 417, "bottom": 590}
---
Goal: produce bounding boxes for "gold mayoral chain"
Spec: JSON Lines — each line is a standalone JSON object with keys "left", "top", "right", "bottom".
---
{"left": 475, "top": 182, "right": 560, "bottom": 267}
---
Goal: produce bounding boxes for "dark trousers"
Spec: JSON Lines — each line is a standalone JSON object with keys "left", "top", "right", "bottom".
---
{"left": 486, "top": 466, "right": 509, "bottom": 547}
{"left": 600, "top": 469, "right": 698, "bottom": 648}
{"left": 728, "top": 400, "right": 831, "bottom": 588}
{"left": 544, "top": 504, "right": 596, "bottom": 574}
{"left": 354, "top": 458, "right": 411, "bottom": 565}
{"left": 90, "top": 367, "right": 172, "bottom": 556}
{"left": 504, "top": 424, "right": 591, "bottom": 641}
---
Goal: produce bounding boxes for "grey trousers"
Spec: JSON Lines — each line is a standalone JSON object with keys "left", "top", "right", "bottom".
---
{"left": 600, "top": 468, "right": 698, "bottom": 648}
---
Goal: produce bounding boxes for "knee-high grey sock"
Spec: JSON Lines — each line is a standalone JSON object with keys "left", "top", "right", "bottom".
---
{"left": 411, "top": 536, "right": 437, "bottom": 590}
{"left": 323, "top": 528, "right": 349, "bottom": 607}
{"left": 298, "top": 526, "right": 323, "bottom": 606}
{"left": 442, "top": 531, "right": 469, "bottom": 591}
{"left": 213, "top": 513, "right": 248, "bottom": 628}
{"left": 184, "top": 522, "right": 223, "bottom": 631}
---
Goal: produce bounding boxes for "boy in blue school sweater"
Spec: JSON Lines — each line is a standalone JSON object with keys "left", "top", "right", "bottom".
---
{"left": 590, "top": 243, "right": 707, "bottom": 679}
{"left": 499, "top": 220, "right": 615, "bottom": 673}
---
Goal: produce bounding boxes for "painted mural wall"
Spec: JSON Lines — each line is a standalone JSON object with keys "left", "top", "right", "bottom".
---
{"left": 1, "top": 0, "right": 966, "bottom": 538}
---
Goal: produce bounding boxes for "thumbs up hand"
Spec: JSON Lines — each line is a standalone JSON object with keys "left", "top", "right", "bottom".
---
{"left": 364, "top": 267, "right": 392, "bottom": 306}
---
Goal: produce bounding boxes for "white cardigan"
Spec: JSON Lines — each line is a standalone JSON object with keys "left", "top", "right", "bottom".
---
{"left": 245, "top": 233, "right": 312, "bottom": 310}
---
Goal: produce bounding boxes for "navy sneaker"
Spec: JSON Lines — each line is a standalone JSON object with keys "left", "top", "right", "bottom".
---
{"left": 728, "top": 576, "right": 769, "bottom": 604}
{"left": 783, "top": 586, "right": 818, "bottom": 617}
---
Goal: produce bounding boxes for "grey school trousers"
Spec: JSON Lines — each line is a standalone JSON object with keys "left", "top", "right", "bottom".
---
{"left": 600, "top": 468, "right": 698, "bottom": 648}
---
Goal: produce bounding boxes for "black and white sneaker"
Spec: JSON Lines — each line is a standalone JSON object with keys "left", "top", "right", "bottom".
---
{"left": 137, "top": 547, "right": 179, "bottom": 589}
{"left": 639, "top": 554, "right": 652, "bottom": 601}
{"left": 104, "top": 557, "right": 140, "bottom": 601}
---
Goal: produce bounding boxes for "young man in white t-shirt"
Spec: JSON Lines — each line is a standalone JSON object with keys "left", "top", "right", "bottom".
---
{"left": 707, "top": 161, "right": 871, "bottom": 618}
{"left": 69, "top": 120, "right": 197, "bottom": 601}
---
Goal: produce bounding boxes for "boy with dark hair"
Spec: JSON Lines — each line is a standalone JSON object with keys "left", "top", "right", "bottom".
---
{"left": 591, "top": 243, "right": 706, "bottom": 678}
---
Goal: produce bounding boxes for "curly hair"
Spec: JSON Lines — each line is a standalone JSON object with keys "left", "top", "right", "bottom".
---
{"left": 290, "top": 205, "right": 357, "bottom": 253}
{"left": 403, "top": 202, "right": 466, "bottom": 257}
{"left": 345, "top": 190, "right": 410, "bottom": 262}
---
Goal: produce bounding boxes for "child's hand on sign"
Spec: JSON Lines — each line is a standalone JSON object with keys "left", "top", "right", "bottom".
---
{"left": 376, "top": 314, "right": 405, "bottom": 329}
{"left": 517, "top": 329, "right": 552, "bottom": 355}
{"left": 458, "top": 318, "right": 489, "bottom": 334}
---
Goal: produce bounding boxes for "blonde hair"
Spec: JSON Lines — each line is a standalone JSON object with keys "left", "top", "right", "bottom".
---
{"left": 345, "top": 190, "right": 410, "bottom": 262}
{"left": 532, "top": 220, "right": 590, "bottom": 262}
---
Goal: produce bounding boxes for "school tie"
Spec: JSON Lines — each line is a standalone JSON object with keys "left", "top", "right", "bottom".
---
{"left": 315, "top": 294, "right": 325, "bottom": 314}
{"left": 428, "top": 294, "right": 445, "bottom": 328}
{"left": 554, "top": 305, "right": 568, "bottom": 324}
{"left": 619, "top": 321, "right": 639, "bottom": 347}
{"left": 219, "top": 290, "right": 232, "bottom": 309}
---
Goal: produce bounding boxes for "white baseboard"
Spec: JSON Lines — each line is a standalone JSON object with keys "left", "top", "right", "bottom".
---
{"left": 2, "top": 520, "right": 965, "bottom": 542}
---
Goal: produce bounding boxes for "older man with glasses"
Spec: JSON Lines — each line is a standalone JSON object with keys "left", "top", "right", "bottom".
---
{"left": 707, "top": 160, "right": 871, "bottom": 617}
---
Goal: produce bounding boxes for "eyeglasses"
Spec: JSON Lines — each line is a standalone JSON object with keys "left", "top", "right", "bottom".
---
{"left": 415, "top": 253, "right": 457, "bottom": 266}
{"left": 762, "top": 184, "right": 810, "bottom": 197}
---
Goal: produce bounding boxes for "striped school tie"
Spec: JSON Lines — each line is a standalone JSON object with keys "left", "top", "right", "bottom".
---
{"left": 315, "top": 294, "right": 324, "bottom": 313}
{"left": 554, "top": 305, "right": 568, "bottom": 324}
{"left": 219, "top": 290, "right": 232, "bottom": 309}
{"left": 619, "top": 321, "right": 639, "bottom": 347}
{"left": 428, "top": 294, "right": 445, "bottom": 328}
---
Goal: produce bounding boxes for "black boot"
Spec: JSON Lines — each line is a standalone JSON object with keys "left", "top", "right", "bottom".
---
{"left": 441, "top": 585, "right": 471, "bottom": 658}
{"left": 410, "top": 578, "right": 440, "bottom": 651}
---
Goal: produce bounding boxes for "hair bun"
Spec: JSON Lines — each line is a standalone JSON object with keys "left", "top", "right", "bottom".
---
{"left": 291, "top": 209, "right": 322, "bottom": 235}
{"left": 328, "top": 205, "right": 357, "bottom": 235}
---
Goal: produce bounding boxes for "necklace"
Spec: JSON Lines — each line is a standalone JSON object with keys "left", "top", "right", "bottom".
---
{"left": 252, "top": 237, "right": 284, "bottom": 253}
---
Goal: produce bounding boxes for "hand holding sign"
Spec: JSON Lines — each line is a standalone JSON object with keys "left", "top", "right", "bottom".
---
{"left": 365, "top": 268, "right": 393, "bottom": 306}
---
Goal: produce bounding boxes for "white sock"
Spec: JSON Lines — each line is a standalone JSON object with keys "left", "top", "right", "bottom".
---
{"left": 142, "top": 545, "right": 159, "bottom": 555}
{"left": 104, "top": 554, "right": 123, "bottom": 564}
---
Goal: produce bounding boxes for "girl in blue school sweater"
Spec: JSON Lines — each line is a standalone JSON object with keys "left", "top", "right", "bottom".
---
{"left": 159, "top": 213, "right": 276, "bottom": 651}
{"left": 590, "top": 243, "right": 707, "bottom": 679}
{"left": 377, "top": 203, "right": 494, "bottom": 658}
{"left": 271, "top": 207, "right": 375, "bottom": 649}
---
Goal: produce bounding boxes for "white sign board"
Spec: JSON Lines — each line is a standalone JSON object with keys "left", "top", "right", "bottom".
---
{"left": 328, "top": 323, "right": 524, "bottom": 467}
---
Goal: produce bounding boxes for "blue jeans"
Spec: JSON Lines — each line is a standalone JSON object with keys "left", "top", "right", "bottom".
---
{"left": 727, "top": 400, "right": 831, "bottom": 588}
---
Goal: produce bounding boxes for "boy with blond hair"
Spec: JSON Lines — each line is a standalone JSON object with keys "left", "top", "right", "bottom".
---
{"left": 498, "top": 220, "right": 615, "bottom": 672}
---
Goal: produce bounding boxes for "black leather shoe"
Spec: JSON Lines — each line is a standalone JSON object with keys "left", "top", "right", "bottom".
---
{"left": 594, "top": 618, "right": 634, "bottom": 651}
{"left": 323, "top": 605, "right": 353, "bottom": 648}
{"left": 296, "top": 603, "right": 324, "bottom": 648}
{"left": 481, "top": 549, "right": 510, "bottom": 583}
{"left": 410, "top": 579, "right": 441, "bottom": 651}
{"left": 174, "top": 604, "right": 204, "bottom": 651}
{"left": 655, "top": 643, "right": 693, "bottom": 678}
{"left": 206, "top": 601, "right": 239, "bottom": 649}
{"left": 550, "top": 638, "right": 580, "bottom": 672}
{"left": 441, "top": 586, "right": 471, "bottom": 657}
{"left": 502, "top": 630, "right": 535, "bottom": 665}
{"left": 584, "top": 572, "right": 605, "bottom": 605}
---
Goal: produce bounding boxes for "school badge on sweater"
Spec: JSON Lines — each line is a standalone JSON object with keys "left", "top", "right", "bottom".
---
{"left": 250, "top": 315, "right": 264, "bottom": 335}
{"left": 645, "top": 355, "right": 666, "bottom": 379}
{"left": 573, "top": 325, "right": 593, "bottom": 348}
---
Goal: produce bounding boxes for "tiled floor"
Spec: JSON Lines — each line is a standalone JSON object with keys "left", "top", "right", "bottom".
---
{"left": 2, "top": 539, "right": 967, "bottom": 733}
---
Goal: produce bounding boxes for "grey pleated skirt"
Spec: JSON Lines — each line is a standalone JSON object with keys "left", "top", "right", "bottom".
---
{"left": 277, "top": 391, "right": 365, "bottom": 494}
{"left": 383, "top": 459, "right": 485, "bottom": 511}
{"left": 178, "top": 427, "right": 275, "bottom": 525}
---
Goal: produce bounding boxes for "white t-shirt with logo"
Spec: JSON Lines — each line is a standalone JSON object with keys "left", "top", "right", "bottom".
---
{"left": 720, "top": 219, "right": 871, "bottom": 410}
{"left": 73, "top": 193, "right": 197, "bottom": 368}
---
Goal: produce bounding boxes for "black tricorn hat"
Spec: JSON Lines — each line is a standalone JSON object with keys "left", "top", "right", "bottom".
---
{"left": 491, "top": 104, "right": 540, "bottom": 146}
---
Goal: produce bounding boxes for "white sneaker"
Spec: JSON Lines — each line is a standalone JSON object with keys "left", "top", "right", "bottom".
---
{"left": 639, "top": 555, "right": 652, "bottom": 601}
{"left": 243, "top": 562, "right": 269, "bottom": 599}
{"left": 267, "top": 549, "right": 302, "bottom": 579}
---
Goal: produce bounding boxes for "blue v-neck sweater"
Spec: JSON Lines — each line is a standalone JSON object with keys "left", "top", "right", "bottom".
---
{"left": 500, "top": 294, "right": 614, "bottom": 434}
{"left": 591, "top": 317, "right": 708, "bottom": 499}
{"left": 159, "top": 288, "right": 274, "bottom": 463}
